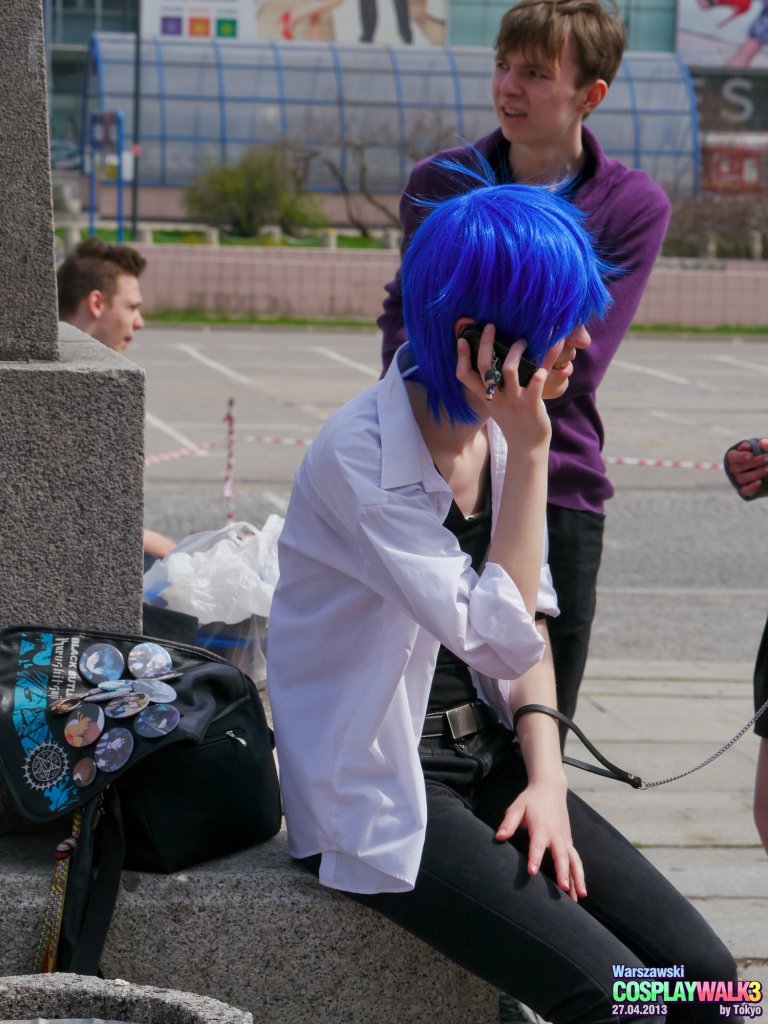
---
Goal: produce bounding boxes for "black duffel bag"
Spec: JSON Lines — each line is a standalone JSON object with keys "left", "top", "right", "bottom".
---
{"left": 0, "top": 624, "right": 282, "bottom": 973}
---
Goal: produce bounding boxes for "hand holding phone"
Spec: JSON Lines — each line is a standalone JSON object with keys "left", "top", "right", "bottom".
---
{"left": 458, "top": 323, "right": 538, "bottom": 389}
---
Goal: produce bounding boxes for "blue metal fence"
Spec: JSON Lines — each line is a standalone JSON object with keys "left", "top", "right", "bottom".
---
{"left": 84, "top": 33, "right": 699, "bottom": 197}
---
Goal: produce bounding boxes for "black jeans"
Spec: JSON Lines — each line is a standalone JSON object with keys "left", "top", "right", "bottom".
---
{"left": 306, "top": 728, "right": 736, "bottom": 1024}
{"left": 546, "top": 505, "right": 605, "bottom": 745}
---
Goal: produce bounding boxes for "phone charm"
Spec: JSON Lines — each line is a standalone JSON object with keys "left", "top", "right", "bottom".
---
{"left": 484, "top": 356, "right": 502, "bottom": 401}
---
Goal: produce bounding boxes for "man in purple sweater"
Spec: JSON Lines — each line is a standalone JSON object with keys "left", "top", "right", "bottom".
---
{"left": 379, "top": 0, "right": 671, "bottom": 740}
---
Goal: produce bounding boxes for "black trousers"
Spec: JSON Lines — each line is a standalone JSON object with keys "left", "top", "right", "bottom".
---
{"left": 546, "top": 504, "right": 605, "bottom": 745}
{"left": 307, "top": 729, "right": 736, "bottom": 1024}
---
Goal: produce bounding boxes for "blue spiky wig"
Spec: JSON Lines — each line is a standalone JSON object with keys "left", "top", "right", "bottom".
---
{"left": 402, "top": 162, "right": 613, "bottom": 423}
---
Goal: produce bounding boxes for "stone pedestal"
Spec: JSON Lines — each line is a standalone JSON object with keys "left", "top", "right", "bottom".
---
{"left": 0, "top": 0, "right": 146, "bottom": 835}
{"left": 0, "top": 0, "right": 58, "bottom": 361}
{"left": 0, "top": 324, "right": 145, "bottom": 634}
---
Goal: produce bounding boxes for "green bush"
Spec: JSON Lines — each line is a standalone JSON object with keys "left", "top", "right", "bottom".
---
{"left": 185, "top": 146, "right": 327, "bottom": 238}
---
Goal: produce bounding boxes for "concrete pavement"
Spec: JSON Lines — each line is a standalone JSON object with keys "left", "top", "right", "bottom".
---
{"left": 570, "top": 657, "right": 768, "bottom": 991}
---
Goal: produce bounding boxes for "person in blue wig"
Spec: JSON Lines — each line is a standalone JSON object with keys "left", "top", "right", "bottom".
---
{"left": 267, "top": 177, "right": 735, "bottom": 1022}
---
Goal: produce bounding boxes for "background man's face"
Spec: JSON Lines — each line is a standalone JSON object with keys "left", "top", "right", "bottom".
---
{"left": 95, "top": 273, "right": 144, "bottom": 353}
{"left": 492, "top": 36, "right": 591, "bottom": 150}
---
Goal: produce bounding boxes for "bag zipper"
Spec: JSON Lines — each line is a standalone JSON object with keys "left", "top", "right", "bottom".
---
{"left": 5, "top": 624, "right": 234, "bottom": 667}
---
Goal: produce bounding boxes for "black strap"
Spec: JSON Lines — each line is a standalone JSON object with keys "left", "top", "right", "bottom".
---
{"left": 512, "top": 704, "right": 643, "bottom": 789}
{"left": 57, "top": 786, "right": 125, "bottom": 974}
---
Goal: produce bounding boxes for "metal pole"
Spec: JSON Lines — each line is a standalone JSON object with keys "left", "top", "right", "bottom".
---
{"left": 116, "top": 111, "right": 125, "bottom": 242}
{"left": 131, "top": 0, "right": 142, "bottom": 241}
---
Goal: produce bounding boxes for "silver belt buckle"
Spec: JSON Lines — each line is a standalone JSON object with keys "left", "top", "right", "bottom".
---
{"left": 445, "top": 704, "right": 479, "bottom": 740}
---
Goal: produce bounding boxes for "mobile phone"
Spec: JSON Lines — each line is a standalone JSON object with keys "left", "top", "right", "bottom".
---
{"left": 458, "top": 323, "right": 538, "bottom": 388}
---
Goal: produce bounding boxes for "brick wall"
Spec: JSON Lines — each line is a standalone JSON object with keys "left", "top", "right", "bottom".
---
{"left": 137, "top": 246, "right": 768, "bottom": 329}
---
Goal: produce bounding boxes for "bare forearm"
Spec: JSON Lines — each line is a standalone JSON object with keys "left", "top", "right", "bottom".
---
{"left": 511, "top": 624, "right": 566, "bottom": 786}
{"left": 487, "top": 448, "right": 550, "bottom": 616}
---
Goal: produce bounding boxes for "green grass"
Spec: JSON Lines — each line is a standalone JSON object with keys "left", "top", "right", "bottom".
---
{"left": 59, "top": 227, "right": 388, "bottom": 249}
{"left": 630, "top": 323, "right": 768, "bottom": 336}
{"left": 146, "top": 310, "right": 768, "bottom": 334}
{"left": 152, "top": 229, "right": 208, "bottom": 245}
{"left": 79, "top": 227, "right": 121, "bottom": 242}
{"left": 337, "top": 235, "right": 384, "bottom": 249}
{"left": 147, "top": 309, "right": 377, "bottom": 329}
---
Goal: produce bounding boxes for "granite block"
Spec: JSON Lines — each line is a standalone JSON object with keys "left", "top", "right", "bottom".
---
{"left": 0, "top": 834, "right": 498, "bottom": 1024}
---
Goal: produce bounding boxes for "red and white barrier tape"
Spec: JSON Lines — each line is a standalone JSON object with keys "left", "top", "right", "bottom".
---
{"left": 144, "top": 440, "right": 219, "bottom": 465}
{"left": 604, "top": 456, "right": 721, "bottom": 471}
{"left": 146, "top": 439, "right": 722, "bottom": 472}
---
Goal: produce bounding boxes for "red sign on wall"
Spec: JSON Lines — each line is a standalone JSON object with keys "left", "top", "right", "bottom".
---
{"left": 702, "top": 145, "right": 763, "bottom": 190}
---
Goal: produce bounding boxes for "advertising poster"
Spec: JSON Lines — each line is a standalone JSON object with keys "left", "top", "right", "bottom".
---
{"left": 257, "top": 0, "right": 445, "bottom": 45}
{"left": 141, "top": 0, "right": 259, "bottom": 41}
{"left": 676, "top": 0, "right": 768, "bottom": 68}
{"left": 142, "top": 0, "right": 446, "bottom": 44}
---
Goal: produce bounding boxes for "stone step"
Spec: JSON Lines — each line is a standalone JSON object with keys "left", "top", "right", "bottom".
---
{"left": 0, "top": 832, "right": 497, "bottom": 1024}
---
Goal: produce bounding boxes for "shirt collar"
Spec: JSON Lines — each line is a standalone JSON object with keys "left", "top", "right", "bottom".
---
{"left": 378, "top": 344, "right": 449, "bottom": 495}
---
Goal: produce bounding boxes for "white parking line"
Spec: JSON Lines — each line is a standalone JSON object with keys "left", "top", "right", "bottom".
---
{"left": 710, "top": 425, "right": 741, "bottom": 437}
{"left": 263, "top": 491, "right": 289, "bottom": 513}
{"left": 312, "top": 346, "right": 380, "bottom": 378}
{"left": 710, "top": 354, "right": 768, "bottom": 374}
{"left": 298, "top": 404, "right": 331, "bottom": 422}
{"left": 648, "top": 410, "right": 699, "bottom": 426}
{"left": 145, "top": 411, "right": 206, "bottom": 454}
{"left": 176, "top": 343, "right": 253, "bottom": 385}
{"left": 612, "top": 359, "right": 720, "bottom": 392}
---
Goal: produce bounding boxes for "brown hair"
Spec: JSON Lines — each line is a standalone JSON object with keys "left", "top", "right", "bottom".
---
{"left": 57, "top": 237, "right": 146, "bottom": 318}
{"left": 495, "top": 0, "right": 627, "bottom": 87}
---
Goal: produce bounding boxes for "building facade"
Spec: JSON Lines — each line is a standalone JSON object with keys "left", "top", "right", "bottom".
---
{"left": 45, "top": 0, "right": 678, "bottom": 147}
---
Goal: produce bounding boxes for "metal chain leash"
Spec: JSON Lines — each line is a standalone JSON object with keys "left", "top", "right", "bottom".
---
{"left": 639, "top": 696, "right": 768, "bottom": 789}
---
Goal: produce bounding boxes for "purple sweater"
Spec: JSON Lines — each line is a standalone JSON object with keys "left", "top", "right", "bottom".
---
{"left": 378, "top": 126, "right": 671, "bottom": 514}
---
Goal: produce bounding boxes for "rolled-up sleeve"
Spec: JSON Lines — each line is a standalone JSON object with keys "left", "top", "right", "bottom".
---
{"left": 356, "top": 500, "right": 546, "bottom": 681}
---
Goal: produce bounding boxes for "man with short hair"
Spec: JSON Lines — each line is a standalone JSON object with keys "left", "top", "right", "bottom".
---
{"left": 58, "top": 237, "right": 174, "bottom": 563}
{"left": 57, "top": 237, "right": 146, "bottom": 354}
{"left": 379, "top": 0, "right": 672, "bottom": 740}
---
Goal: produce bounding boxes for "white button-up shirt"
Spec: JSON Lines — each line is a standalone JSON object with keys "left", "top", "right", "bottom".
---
{"left": 267, "top": 347, "right": 559, "bottom": 894}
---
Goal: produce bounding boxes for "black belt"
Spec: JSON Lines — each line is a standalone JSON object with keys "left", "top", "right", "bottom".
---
{"left": 422, "top": 701, "right": 498, "bottom": 741}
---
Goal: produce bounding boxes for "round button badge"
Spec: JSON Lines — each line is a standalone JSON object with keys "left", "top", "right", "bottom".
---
{"left": 134, "top": 703, "right": 181, "bottom": 739}
{"left": 127, "top": 643, "right": 173, "bottom": 679}
{"left": 72, "top": 756, "right": 98, "bottom": 788}
{"left": 78, "top": 643, "right": 125, "bottom": 685}
{"left": 63, "top": 703, "right": 105, "bottom": 748}
{"left": 133, "top": 679, "right": 177, "bottom": 704}
{"left": 97, "top": 680, "right": 132, "bottom": 693}
{"left": 89, "top": 686, "right": 134, "bottom": 703}
{"left": 50, "top": 695, "right": 86, "bottom": 716}
{"left": 94, "top": 728, "right": 134, "bottom": 772}
{"left": 103, "top": 692, "right": 150, "bottom": 719}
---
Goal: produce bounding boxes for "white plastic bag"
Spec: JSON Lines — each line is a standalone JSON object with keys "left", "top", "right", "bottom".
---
{"left": 143, "top": 518, "right": 283, "bottom": 684}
